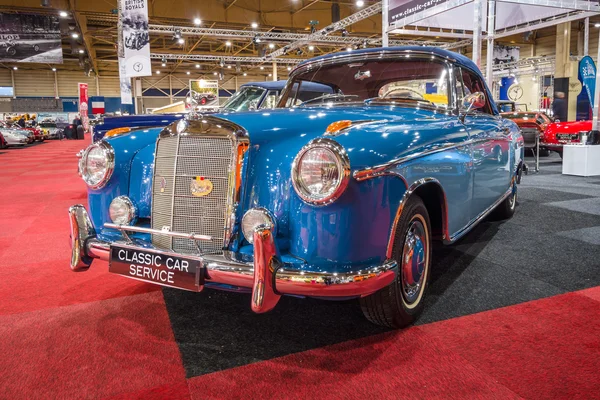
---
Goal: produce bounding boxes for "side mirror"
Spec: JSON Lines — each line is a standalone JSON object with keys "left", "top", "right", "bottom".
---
{"left": 462, "top": 92, "right": 486, "bottom": 112}
{"left": 459, "top": 92, "right": 486, "bottom": 122}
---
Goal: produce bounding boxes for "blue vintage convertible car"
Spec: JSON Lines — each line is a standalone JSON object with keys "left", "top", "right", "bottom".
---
{"left": 91, "top": 80, "right": 333, "bottom": 142}
{"left": 70, "top": 47, "right": 523, "bottom": 328}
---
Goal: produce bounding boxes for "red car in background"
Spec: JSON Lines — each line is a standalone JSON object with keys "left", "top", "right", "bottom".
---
{"left": 22, "top": 126, "right": 45, "bottom": 142}
{"left": 501, "top": 111, "right": 553, "bottom": 156}
{"left": 542, "top": 120, "right": 589, "bottom": 157}
{"left": 0, "top": 132, "right": 7, "bottom": 149}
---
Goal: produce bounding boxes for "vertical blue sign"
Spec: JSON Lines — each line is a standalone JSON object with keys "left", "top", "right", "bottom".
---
{"left": 579, "top": 56, "right": 596, "bottom": 107}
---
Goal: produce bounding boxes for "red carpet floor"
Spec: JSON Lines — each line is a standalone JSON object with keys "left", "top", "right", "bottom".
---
{"left": 0, "top": 139, "right": 599, "bottom": 399}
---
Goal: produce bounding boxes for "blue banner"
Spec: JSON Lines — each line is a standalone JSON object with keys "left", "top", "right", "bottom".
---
{"left": 579, "top": 56, "right": 596, "bottom": 108}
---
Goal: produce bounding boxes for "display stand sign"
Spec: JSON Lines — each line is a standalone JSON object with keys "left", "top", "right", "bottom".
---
{"left": 579, "top": 56, "right": 596, "bottom": 108}
{"left": 120, "top": 0, "right": 152, "bottom": 78}
{"left": 189, "top": 79, "right": 219, "bottom": 107}
{"left": 388, "top": 0, "right": 579, "bottom": 31}
{"left": 119, "top": 57, "right": 133, "bottom": 105}
{"left": 78, "top": 83, "right": 89, "bottom": 132}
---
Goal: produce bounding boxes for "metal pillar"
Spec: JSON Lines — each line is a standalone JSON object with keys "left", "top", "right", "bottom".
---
{"left": 272, "top": 61, "right": 277, "bottom": 81}
{"left": 472, "top": 0, "right": 483, "bottom": 69}
{"left": 10, "top": 69, "right": 16, "bottom": 99}
{"left": 168, "top": 74, "right": 173, "bottom": 104}
{"left": 95, "top": 75, "right": 100, "bottom": 96}
{"left": 486, "top": 0, "right": 495, "bottom": 88}
{"left": 382, "top": 0, "right": 389, "bottom": 47}
{"left": 592, "top": 28, "right": 600, "bottom": 131}
{"left": 584, "top": 17, "right": 589, "bottom": 56}
{"left": 53, "top": 70, "right": 59, "bottom": 99}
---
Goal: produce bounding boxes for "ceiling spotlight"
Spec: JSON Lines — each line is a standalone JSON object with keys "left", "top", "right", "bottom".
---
{"left": 253, "top": 36, "right": 261, "bottom": 44}
{"left": 226, "top": 65, "right": 231, "bottom": 69}
{"left": 51, "top": 67, "right": 56, "bottom": 72}
{"left": 287, "top": 66, "right": 291, "bottom": 71}
{"left": 356, "top": 0, "right": 365, "bottom": 6}
{"left": 219, "top": 59, "right": 225, "bottom": 67}
{"left": 161, "top": 62, "right": 166, "bottom": 67}
{"left": 225, "top": 41, "right": 232, "bottom": 46}
{"left": 156, "top": 70, "right": 161, "bottom": 74}
{"left": 296, "top": 49, "right": 303, "bottom": 56}
{"left": 269, "top": 43, "right": 275, "bottom": 49}
{"left": 186, "top": 71, "right": 190, "bottom": 75}
{"left": 595, "top": 22, "right": 600, "bottom": 28}
{"left": 78, "top": 49, "right": 84, "bottom": 54}
{"left": 251, "top": 22, "right": 258, "bottom": 29}
{"left": 59, "top": 11, "right": 68, "bottom": 17}
{"left": 243, "top": 72, "right": 247, "bottom": 76}
{"left": 12, "top": 66, "right": 18, "bottom": 70}
{"left": 260, "top": 66, "right": 264, "bottom": 70}
{"left": 341, "top": 29, "right": 349, "bottom": 37}
{"left": 195, "top": 64, "right": 200, "bottom": 68}
{"left": 71, "top": 32, "right": 79, "bottom": 39}
{"left": 174, "top": 29, "right": 181, "bottom": 38}
{"left": 308, "top": 45, "right": 315, "bottom": 51}
{"left": 268, "top": 73, "right": 272, "bottom": 77}
{"left": 193, "top": 17, "right": 202, "bottom": 25}
{"left": 346, "top": 47, "right": 353, "bottom": 51}
{"left": 361, "top": 40, "right": 368, "bottom": 49}
{"left": 213, "top": 71, "right": 218, "bottom": 75}
{"left": 178, "top": 37, "right": 185, "bottom": 44}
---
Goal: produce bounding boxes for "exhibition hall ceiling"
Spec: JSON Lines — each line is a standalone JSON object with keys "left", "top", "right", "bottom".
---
{"left": 0, "top": 0, "right": 598, "bottom": 75}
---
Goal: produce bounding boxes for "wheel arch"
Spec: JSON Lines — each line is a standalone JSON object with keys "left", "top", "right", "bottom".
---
{"left": 386, "top": 178, "right": 448, "bottom": 259}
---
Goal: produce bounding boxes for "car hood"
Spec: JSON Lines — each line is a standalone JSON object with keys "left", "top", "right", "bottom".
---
{"left": 216, "top": 105, "right": 461, "bottom": 168}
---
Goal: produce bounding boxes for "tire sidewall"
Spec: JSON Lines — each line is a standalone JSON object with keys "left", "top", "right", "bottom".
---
{"left": 392, "top": 197, "right": 432, "bottom": 319}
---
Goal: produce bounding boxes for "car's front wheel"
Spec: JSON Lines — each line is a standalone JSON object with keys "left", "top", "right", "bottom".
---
{"left": 360, "top": 195, "right": 431, "bottom": 328}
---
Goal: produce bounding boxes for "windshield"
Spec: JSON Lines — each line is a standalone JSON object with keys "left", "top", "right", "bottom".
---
{"left": 40, "top": 122, "right": 56, "bottom": 128}
{"left": 278, "top": 56, "right": 451, "bottom": 110}
{"left": 221, "top": 86, "right": 266, "bottom": 112}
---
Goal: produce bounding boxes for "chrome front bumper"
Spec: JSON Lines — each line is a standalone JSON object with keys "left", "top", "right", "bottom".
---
{"left": 68, "top": 205, "right": 397, "bottom": 313}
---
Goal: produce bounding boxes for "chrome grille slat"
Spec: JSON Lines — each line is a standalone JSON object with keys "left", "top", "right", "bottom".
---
{"left": 152, "top": 134, "right": 234, "bottom": 255}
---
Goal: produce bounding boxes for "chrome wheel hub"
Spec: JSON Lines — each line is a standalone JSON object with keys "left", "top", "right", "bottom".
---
{"left": 401, "top": 218, "right": 428, "bottom": 305}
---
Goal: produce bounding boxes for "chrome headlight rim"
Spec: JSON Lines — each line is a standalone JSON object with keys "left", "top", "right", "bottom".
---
{"left": 291, "top": 138, "right": 351, "bottom": 206}
{"left": 109, "top": 195, "right": 138, "bottom": 226}
{"left": 79, "top": 141, "right": 115, "bottom": 190}
{"left": 241, "top": 207, "right": 277, "bottom": 244}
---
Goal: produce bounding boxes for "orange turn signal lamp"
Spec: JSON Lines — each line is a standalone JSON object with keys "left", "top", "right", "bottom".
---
{"left": 105, "top": 127, "right": 131, "bottom": 138}
{"left": 326, "top": 120, "right": 353, "bottom": 134}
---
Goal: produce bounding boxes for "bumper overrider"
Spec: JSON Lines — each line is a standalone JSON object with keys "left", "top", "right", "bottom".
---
{"left": 69, "top": 205, "right": 397, "bottom": 313}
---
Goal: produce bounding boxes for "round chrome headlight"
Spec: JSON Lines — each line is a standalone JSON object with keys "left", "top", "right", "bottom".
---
{"left": 79, "top": 141, "right": 114, "bottom": 189}
{"left": 241, "top": 208, "right": 276, "bottom": 244}
{"left": 291, "top": 138, "right": 350, "bottom": 205}
{"left": 109, "top": 196, "right": 137, "bottom": 226}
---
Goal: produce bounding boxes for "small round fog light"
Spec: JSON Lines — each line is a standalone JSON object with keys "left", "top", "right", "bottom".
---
{"left": 242, "top": 208, "right": 276, "bottom": 244}
{"left": 109, "top": 196, "right": 137, "bottom": 225}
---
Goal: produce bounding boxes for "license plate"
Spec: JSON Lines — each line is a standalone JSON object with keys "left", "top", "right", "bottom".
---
{"left": 557, "top": 133, "right": 577, "bottom": 141}
{"left": 109, "top": 244, "right": 203, "bottom": 291}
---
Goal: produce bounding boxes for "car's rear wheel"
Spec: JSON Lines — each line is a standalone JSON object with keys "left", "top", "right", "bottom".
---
{"left": 33, "top": 44, "right": 40, "bottom": 52}
{"left": 360, "top": 195, "right": 431, "bottom": 328}
{"left": 492, "top": 182, "right": 517, "bottom": 220}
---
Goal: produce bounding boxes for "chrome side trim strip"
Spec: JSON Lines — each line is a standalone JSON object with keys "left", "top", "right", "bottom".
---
{"left": 104, "top": 223, "right": 212, "bottom": 241}
{"left": 353, "top": 140, "right": 472, "bottom": 182}
{"left": 448, "top": 187, "right": 512, "bottom": 243}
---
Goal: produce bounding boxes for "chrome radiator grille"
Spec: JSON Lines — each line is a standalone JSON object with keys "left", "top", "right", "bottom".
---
{"left": 151, "top": 135, "right": 234, "bottom": 254}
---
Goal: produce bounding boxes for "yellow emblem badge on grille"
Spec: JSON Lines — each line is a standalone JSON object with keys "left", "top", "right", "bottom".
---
{"left": 190, "top": 176, "right": 213, "bottom": 197}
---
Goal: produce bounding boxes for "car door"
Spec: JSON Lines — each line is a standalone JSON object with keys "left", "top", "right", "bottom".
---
{"left": 458, "top": 68, "right": 511, "bottom": 219}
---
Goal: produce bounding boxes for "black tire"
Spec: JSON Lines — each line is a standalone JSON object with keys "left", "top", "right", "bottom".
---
{"left": 33, "top": 44, "right": 40, "bottom": 52}
{"left": 360, "top": 195, "right": 431, "bottom": 328}
{"left": 6, "top": 47, "right": 16, "bottom": 56}
{"left": 492, "top": 183, "right": 517, "bottom": 220}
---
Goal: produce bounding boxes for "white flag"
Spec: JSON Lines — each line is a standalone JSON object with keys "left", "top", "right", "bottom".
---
{"left": 120, "top": 0, "right": 152, "bottom": 77}
{"left": 119, "top": 57, "right": 133, "bottom": 105}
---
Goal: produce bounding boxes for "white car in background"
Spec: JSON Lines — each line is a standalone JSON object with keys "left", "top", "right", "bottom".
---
{"left": 1, "top": 129, "right": 30, "bottom": 147}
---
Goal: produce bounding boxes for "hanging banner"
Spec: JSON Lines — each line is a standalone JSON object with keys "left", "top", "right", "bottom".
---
{"left": 579, "top": 56, "right": 596, "bottom": 108}
{"left": 78, "top": 83, "right": 89, "bottom": 132}
{"left": 0, "top": 13, "right": 63, "bottom": 64}
{"left": 119, "top": 57, "right": 133, "bottom": 105}
{"left": 189, "top": 79, "right": 219, "bottom": 107}
{"left": 120, "top": 0, "right": 151, "bottom": 77}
